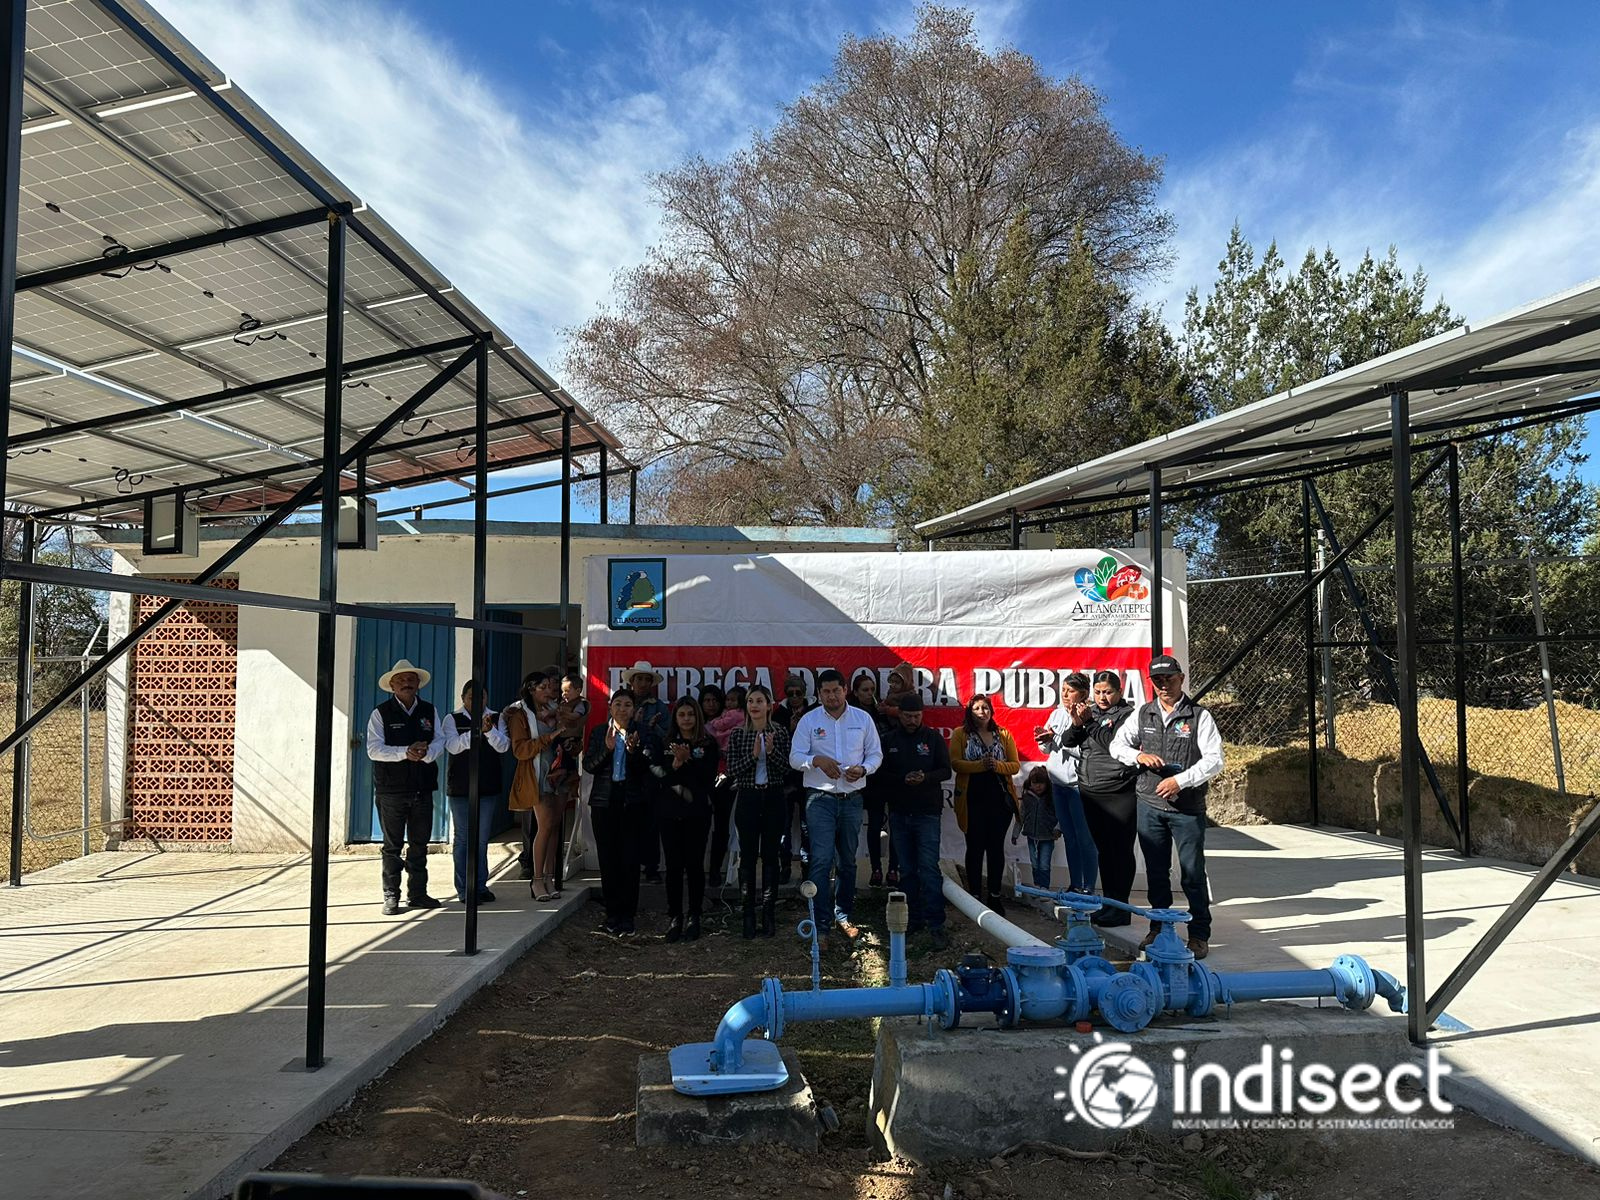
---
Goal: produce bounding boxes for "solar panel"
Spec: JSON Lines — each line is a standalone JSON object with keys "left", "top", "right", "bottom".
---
{"left": 6, "top": 0, "right": 625, "bottom": 525}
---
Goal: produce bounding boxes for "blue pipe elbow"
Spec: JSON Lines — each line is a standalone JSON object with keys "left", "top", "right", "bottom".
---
{"left": 711, "top": 990, "right": 772, "bottom": 1074}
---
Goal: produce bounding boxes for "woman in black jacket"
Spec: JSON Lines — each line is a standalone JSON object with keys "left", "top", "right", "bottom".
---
{"left": 581, "top": 689, "right": 651, "bottom": 936}
{"left": 726, "top": 684, "right": 791, "bottom": 939}
{"left": 650, "top": 697, "right": 719, "bottom": 942}
{"left": 1062, "top": 670, "right": 1140, "bottom": 927}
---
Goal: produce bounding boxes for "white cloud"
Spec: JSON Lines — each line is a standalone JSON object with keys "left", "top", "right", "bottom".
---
{"left": 151, "top": 0, "right": 824, "bottom": 370}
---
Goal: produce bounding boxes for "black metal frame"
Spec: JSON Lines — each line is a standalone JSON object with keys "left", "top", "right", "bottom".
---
{"left": 0, "top": 0, "right": 637, "bottom": 1073}
{"left": 922, "top": 349, "right": 1600, "bottom": 1044}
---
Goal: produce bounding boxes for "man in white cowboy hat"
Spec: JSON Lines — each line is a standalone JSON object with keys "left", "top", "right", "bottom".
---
{"left": 366, "top": 658, "right": 449, "bottom": 915}
{"left": 626, "top": 660, "right": 669, "bottom": 884}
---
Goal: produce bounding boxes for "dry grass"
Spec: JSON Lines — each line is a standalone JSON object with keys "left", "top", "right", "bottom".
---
{"left": 0, "top": 684, "right": 109, "bottom": 875}
{"left": 1333, "top": 697, "right": 1600, "bottom": 796}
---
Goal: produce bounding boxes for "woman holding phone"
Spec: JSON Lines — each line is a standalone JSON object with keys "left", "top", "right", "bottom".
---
{"left": 726, "top": 684, "right": 791, "bottom": 937}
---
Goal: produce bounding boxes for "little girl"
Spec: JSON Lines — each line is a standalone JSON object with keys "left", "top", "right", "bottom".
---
{"left": 1013, "top": 765, "right": 1060, "bottom": 889}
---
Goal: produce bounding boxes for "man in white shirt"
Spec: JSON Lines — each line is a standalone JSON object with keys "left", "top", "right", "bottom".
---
{"left": 789, "top": 668, "right": 883, "bottom": 948}
{"left": 366, "top": 658, "right": 449, "bottom": 915}
{"left": 1109, "top": 654, "right": 1225, "bottom": 958}
{"left": 445, "top": 679, "right": 511, "bottom": 905}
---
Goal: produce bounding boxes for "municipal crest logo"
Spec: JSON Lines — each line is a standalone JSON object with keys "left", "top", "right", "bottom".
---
{"left": 1073, "top": 555, "right": 1150, "bottom": 603}
{"left": 608, "top": 558, "right": 667, "bottom": 630}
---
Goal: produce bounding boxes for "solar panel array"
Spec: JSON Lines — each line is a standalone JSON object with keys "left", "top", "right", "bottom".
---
{"left": 918, "top": 275, "right": 1600, "bottom": 535}
{"left": 8, "top": 0, "right": 621, "bottom": 520}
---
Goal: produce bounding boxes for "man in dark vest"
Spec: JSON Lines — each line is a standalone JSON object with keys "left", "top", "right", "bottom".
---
{"left": 445, "top": 679, "right": 509, "bottom": 905}
{"left": 1109, "top": 655, "right": 1225, "bottom": 958}
{"left": 366, "top": 658, "right": 448, "bottom": 915}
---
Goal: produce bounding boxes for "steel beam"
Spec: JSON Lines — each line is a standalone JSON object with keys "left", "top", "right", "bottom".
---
{"left": 16, "top": 207, "right": 331, "bottom": 291}
{"left": 1424, "top": 799, "right": 1600, "bottom": 1027}
{"left": 0, "top": 344, "right": 480, "bottom": 764}
{"left": 599, "top": 445, "right": 609, "bottom": 524}
{"left": 376, "top": 469, "right": 602, "bottom": 519}
{"left": 9, "top": 337, "right": 476, "bottom": 449}
{"left": 0, "top": 0, "right": 23, "bottom": 525}
{"left": 1191, "top": 451, "right": 1449, "bottom": 706}
{"left": 628, "top": 468, "right": 638, "bottom": 525}
{"left": 1008, "top": 509, "right": 1020, "bottom": 550}
{"left": 1306, "top": 478, "right": 1460, "bottom": 846}
{"left": 305, "top": 212, "right": 346, "bottom": 1071}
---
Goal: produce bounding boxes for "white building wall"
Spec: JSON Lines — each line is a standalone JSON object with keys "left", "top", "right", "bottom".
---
{"left": 102, "top": 528, "right": 891, "bottom": 852}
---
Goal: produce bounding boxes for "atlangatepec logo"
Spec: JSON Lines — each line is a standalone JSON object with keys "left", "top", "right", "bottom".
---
{"left": 1073, "top": 555, "right": 1150, "bottom": 603}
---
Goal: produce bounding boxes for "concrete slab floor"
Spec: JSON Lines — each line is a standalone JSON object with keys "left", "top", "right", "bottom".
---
{"left": 0, "top": 843, "right": 590, "bottom": 1200}
{"left": 1083, "top": 823, "right": 1600, "bottom": 1164}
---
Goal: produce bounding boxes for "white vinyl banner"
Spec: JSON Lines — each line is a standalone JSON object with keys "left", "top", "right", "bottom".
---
{"left": 577, "top": 548, "right": 1188, "bottom": 877}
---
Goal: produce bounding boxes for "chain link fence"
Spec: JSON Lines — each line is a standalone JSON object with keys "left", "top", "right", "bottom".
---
{"left": 0, "top": 647, "right": 114, "bottom": 876}
{"left": 1189, "top": 545, "right": 1600, "bottom": 865}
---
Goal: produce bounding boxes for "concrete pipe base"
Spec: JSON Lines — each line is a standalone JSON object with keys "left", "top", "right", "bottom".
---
{"left": 868, "top": 1005, "right": 1416, "bottom": 1163}
{"left": 638, "top": 1048, "right": 823, "bottom": 1150}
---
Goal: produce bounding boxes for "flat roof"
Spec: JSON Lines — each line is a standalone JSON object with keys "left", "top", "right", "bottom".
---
{"left": 916, "top": 276, "right": 1600, "bottom": 537}
{"left": 91, "top": 518, "right": 899, "bottom": 548}
{"left": 8, "top": 0, "right": 623, "bottom": 522}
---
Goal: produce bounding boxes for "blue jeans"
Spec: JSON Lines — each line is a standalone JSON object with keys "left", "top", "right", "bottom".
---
{"left": 890, "top": 810, "right": 944, "bottom": 931}
{"left": 1052, "top": 782, "right": 1098, "bottom": 892}
{"left": 805, "top": 789, "right": 864, "bottom": 925}
{"left": 1026, "top": 838, "right": 1055, "bottom": 888}
{"left": 449, "top": 794, "right": 497, "bottom": 901}
{"left": 1136, "top": 802, "right": 1211, "bottom": 939}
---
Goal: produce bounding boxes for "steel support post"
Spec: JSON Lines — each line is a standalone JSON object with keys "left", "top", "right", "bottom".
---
{"left": 1527, "top": 556, "right": 1566, "bottom": 796}
{"left": 465, "top": 339, "right": 490, "bottom": 955}
{"left": 8, "top": 520, "right": 33, "bottom": 885}
{"left": 1147, "top": 467, "right": 1163, "bottom": 660}
{"left": 1390, "top": 389, "right": 1426, "bottom": 1044}
{"left": 0, "top": 0, "right": 20, "bottom": 530}
{"left": 559, "top": 412, "right": 572, "bottom": 668}
{"left": 1318, "top": 528, "right": 1337, "bottom": 749}
{"left": 598, "top": 446, "right": 609, "bottom": 525}
{"left": 1302, "top": 481, "right": 1319, "bottom": 826}
{"left": 305, "top": 212, "right": 346, "bottom": 1071}
{"left": 1447, "top": 444, "right": 1470, "bottom": 855}
{"left": 1008, "top": 509, "right": 1020, "bottom": 550}
{"left": 628, "top": 468, "right": 638, "bottom": 526}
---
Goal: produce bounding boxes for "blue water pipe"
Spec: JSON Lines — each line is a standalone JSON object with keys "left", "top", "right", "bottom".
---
{"left": 669, "top": 880, "right": 1445, "bottom": 1097}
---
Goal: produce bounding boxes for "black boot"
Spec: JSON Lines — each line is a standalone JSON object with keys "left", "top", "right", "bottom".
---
{"left": 761, "top": 892, "right": 777, "bottom": 938}
{"left": 685, "top": 913, "right": 702, "bottom": 942}
{"left": 665, "top": 916, "right": 684, "bottom": 943}
{"left": 742, "top": 901, "right": 757, "bottom": 939}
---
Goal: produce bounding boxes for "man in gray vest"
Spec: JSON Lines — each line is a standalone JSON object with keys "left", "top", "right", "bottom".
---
{"left": 366, "top": 658, "right": 449, "bottom": 915}
{"left": 1109, "top": 655, "right": 1224, "bottom": 958}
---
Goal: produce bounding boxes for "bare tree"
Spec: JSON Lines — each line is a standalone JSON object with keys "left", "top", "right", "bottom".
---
{"left": 565, "top": 5, "right": 1170, "bottom": 526}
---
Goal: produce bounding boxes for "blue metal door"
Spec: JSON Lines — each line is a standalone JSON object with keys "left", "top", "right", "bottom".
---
{"left": 484, "top": 607, "right": 524, "bottom": 836}
{"left": 348, "top": 607, "right": 455, "bottom": 843}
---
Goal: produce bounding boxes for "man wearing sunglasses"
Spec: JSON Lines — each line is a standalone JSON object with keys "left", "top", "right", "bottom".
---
{"left": 1108, "top": 655, "right": 1224, "bottom": 959}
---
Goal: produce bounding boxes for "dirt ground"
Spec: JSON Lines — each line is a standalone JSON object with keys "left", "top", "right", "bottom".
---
{"left": 274, "top": 884, "right": 1600, "bottom": 1200}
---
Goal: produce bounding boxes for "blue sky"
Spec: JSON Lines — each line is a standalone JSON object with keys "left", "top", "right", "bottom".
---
{"left": 154, "top": 0, "right": 1600, "bottom": 521}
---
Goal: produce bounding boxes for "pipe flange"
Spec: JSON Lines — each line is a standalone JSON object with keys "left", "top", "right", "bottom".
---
{"left": 1186, "top": 965, "right": 1220, "bottom": 1017}
{"left": 998, "top": 966, "right": 1023, "bottom": 1029}
{"left": 1061, "top": 962, "right": 1092, "bottom": 1023}
{"left": 1329, "top": 954, "right": 1376, "bottom": 1011}
{"left": 931, "top": 969, "right": 961, "bottom": 1030}
{"left": 1098, "top": 971, "right": 1160, "bottom": 1033}
{"left": 762, "top": 976, "right": 786, "bottom": 1040}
